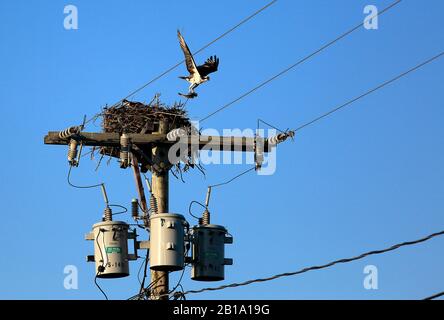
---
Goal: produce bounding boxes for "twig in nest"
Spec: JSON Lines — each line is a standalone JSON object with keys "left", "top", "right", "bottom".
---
{"left": 95, "top": 154, "right": 104, "bottom": 172}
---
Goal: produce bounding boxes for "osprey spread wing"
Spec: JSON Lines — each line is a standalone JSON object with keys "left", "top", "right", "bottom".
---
{"left": 177, "top": 30, "right": 219, "bottom": 99}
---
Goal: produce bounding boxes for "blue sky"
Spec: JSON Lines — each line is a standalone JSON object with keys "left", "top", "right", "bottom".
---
{"left": 0, "top": 0, "right": 443, "bottom": 300}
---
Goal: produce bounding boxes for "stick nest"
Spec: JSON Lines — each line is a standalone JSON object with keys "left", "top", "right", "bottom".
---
{"left": 90, "top": 95, "right": 204, "bottom": 179}
{"left": 101, "top": 97, "right": 191, "bottom": 134}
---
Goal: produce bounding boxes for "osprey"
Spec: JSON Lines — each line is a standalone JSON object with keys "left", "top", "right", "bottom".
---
{"left": 177, "top": 30, "right": 219, "bottom": 98}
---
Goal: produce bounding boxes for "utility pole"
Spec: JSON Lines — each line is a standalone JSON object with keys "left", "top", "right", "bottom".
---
{"left": 43, "top": 121, "right": 284, "bottom": 300}
{"left": 150, "top": 120, "right": 170, "bottom": 300}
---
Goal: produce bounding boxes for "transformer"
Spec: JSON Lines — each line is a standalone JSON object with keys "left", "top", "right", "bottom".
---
{"left": 149, "top": 213, "right": 186, "bottom": 271}
{"left": 86, "top": 220, "right": 137, "bottom": 278}
{"left": 191, "top": 224, "right": 233, "bottom": 281}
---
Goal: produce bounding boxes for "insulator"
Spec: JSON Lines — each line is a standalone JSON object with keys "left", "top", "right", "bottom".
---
{"left": 268, "top": 134, "right": 283, "bottom": 145}
{"left": 202, "top": 209, "right": 210, "bottom": 225}
{"left": 150, "top": 194, "right": 158, "bottom": 215}
{"left": 103, "top": 206, "right": 113, "bottom": 222}
{"left": 254, "top": 134, "right": 264, "bottom": 170}
{"left": 188, "top": 125, "right": 199, "bottom": 136}
{"left": 131, "top": 199, "right": 139, "bottom": 219}
{"left": 268, "top": 131, "right": 295, "bottom": 145}
{"left": 166, "top": 128, "right": 187, "bottom": 141}
{"left": 119, "top": 134, "right": 130, "bottom": 169}
{"left": 59, "top": 126, "right": 80, "bottom": 139}
{"left": 67, "top": 139, "right": 79, "bottom": 166}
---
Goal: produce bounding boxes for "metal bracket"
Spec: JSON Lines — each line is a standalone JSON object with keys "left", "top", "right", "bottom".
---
{"left": 85, "top": 232, "right": 94, "bottom": 241}
{"left": 224, "top": 235, "right": 233, "bottom": 244}
{"left": 137, "top": 240, "right": 150, "bottom": 250}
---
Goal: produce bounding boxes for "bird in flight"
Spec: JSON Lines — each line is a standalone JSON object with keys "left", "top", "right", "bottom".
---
{"left": 177, "top": 30, "right": 219, "bottom": 99}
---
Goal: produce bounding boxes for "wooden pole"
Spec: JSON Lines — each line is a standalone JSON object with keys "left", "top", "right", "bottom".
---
{"left": 150, "top": 120, "right": 170, "bottom": 300}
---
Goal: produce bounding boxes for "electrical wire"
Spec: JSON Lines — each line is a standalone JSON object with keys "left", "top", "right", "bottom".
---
{"left": 139, "top": 253, "right": 150, "bottom": 295}
{"left": 188, "top": 200, "right": 206, "bottom": 220}
{"left": 195, "top": 167, "right": 255, "bottom": 215}
{"left": 94, "top": 230, "right": 109, "bottom": 300}
{"left": 109, "top": 0, "right": 278, "bottom": 106}
{"left": 424, "top": 291, "right": 444, "bottom": 300}
{"left": 168, "top": 269, "right": 186, "bottom": 300}
{"left": 67, "top": 165, "right": 103, "bottom": 189}
{"left": 173, "top": 285, "right": 186, "bottom": 300}
{"left": 209, "top": 166, "right": 256, "bottom": 189}
{"left": 128, "top": 272, "right": 171, "bottom": 300}
{"left": 130, "top": 245, "right": 191, "bottom": 300}
{"left": 151, "top": 5, "right": 441, "bottom": 237}
{"left": 199, "top": 0, "right": 403, "bottom": 123}
{"left": 179, "top": 229, "right": 444, "bottom": 295}
{"left": 94, "top": 275, "right": 108, "bottom": 301}
{"left": 68, "top": 166, "right": 129, "bottom": 217}
{"left": 168, "top": 246, "right": 191, "bottom": 298}
{"left": 108, "top": 204, "right": 128, "bottom": 215}
{"left": 137, "top": 255, "right": 149, "bottom": 285}
{"left": 294, "top": 50, "right": 444, "bottom": 132}
{"left": 258, "top": 119, "right": 287, "bottom": 134}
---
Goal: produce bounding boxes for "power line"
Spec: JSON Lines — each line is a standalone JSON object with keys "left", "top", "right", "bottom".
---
{"left": 199, "top": 0, "right": 403, "bottom": 123}
{"left": 424, "top": 291, "right": 444, "bottom": 300}
{"left": 258, "top": 119, "right": 287, "bottom": 134}
{"left": 209, "top": 166, "right": 256, "bottom": 189}
{"left": 111, "top": 0, "right": 278, "bottom": 106}
{"left": 294, "top": 50, "right": 444, "bottom": 132}
{"left": 180, "top": 229, "right": 444, "bottom": 295}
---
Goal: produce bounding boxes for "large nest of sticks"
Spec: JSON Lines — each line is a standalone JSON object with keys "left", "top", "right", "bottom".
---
{"left": 102, "top": 96, "right": 191, "bottom": 134}
{"left": 90, "top": 95, "right": 204, "bottom": 179}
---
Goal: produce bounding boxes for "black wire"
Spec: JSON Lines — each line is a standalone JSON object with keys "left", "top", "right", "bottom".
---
{"left": 139, "top": 251, "right": 150, "bottom": 295}
{"left": 68, "top": 167, "right": 128, "bottom": 216}
{"left": 110, "top": 0, "right": 278, "bottom": 106}
{"left": 137, "top": 253, "right": 149, "bottom": 285}
{"left": 129, "top": 272, "right": 172, "bottom": 300}
{"left": 188, "top": 200, "right": 206, "bottom": 220}
{"left": 94, "top": 275, "right": 108, "bottom": 301}
{"left": 294, "top": 51, "right": 444, "bottom": 132}
{"left": 424, "top": 291, "right": 444, "bottom": 300}
{"left": 67, "top": 165, "right": 103, "bottom": 189}
{"left": 199, "top": 0, "right": 403, "bottom": 123}
{"left": 146, "top": 272, "right": 171, "bottom": 299}
{"left": 209, "top": 166, "right": 255, "bottom": 189}
{"left": 146, "top": 272, "right": 169, "bottom": 290}
{"left": 258, "top": 119, "right": 287, "bottom": 134}
{"left": 108, "top": 204, "right": 128, "bottom": 215}
{"left": 169, "top": 269, "right": 186, "bottom": 300}
{"left": 94, "top": 230, "right": 109, "bottom": 300}
{"left": 168, "top": 246, "right": 190, "bottom": 298}
{"left": 172, "top": 284, "right": 186, "bottom": 300}
{"left": 181, "top": 229, "right": 444, "bottom": 295}
{"left": 138, "top": 202, "right": 148, "bottom": 215}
